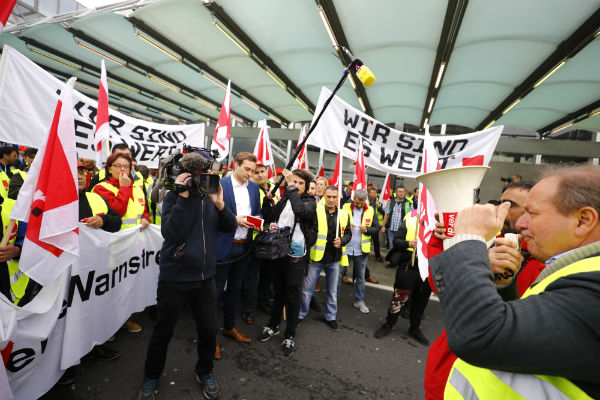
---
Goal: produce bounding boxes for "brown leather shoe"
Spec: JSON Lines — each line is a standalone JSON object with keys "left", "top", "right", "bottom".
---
{"left": 342, "top": 276, "right": 352, "bottom": 285}
{"left": 123, "top": 320, "right": 142, "bottom": 333}
{"left": 214, "top": 338, "right": 221, "bottom": 360}
{"left": 222, "top": 327, "right": 251, "bottom": 343}
{"left": 366, "top": 276, "right": 380, "bottom": 284}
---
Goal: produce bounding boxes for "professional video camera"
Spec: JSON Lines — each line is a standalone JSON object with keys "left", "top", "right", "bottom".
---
{"left": 158, "top": 145, "right": 223, "bottom": 196}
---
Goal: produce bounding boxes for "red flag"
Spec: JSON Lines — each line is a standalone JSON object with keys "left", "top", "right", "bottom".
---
{"left": 317, "top": 166, "right": 325, "bottom": 177}
{"left": 380, "top": 173, "right": 391, "bottom": 210}
{"left": 10, "top": 78, "right": 79, "bottom": 285}
{"left": 95, "top": 59, "right": 110, "bottom": 168}
{"left": 416, "top": 127, "right": 443, "bottom": 281}
{"left": 332, "top": 152, "right": 342, "bottom": 188}
{"left": 253, "top": 120, "right": 274, "bottom": 171}
{"left": 352, "top": 137, "right": 366, "bottom": 196}
{"left": 292, "top": 127, "right": 309, "bottom": 170}
{"left": 0, "top": 0, "right": 16, "bottom": 33}
{"left": 211, "top": 80, "right": 231, "bottom": 161}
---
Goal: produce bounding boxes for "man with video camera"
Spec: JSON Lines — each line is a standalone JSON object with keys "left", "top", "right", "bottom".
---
{"left": 139, "top": 152, "right": 236, "bottom": 400}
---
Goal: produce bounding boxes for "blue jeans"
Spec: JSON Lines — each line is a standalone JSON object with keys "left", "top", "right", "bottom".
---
{"left": 299, "top": 261, "right": 339, "bottom": 321}
{"left": 348, "top": 255, "right": 368, "bottom": 302}
{"left": 387, "top": 230, "right": 398, "bottom": 249}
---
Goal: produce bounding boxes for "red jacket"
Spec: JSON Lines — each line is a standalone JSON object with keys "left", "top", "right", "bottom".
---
{"left": 92, "top": 177, "right": 150, "bottom": 221}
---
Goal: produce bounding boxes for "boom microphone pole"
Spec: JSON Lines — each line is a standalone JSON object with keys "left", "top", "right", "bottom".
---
{"left": 269, "top": 47, "right": 375, "bottom": 197}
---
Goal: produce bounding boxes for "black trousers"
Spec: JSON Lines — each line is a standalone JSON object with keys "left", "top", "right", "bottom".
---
{"left": 266, "top": 257, "right": 306, "bottom": 338}
{"left": 372, "top": 232, "right": 382, "bottom": 258}
{"left": 144, "top": 279, "right": 217, "bottom": 379}
{"left": 386, "top": 264, "right": 432, "bottom": 328}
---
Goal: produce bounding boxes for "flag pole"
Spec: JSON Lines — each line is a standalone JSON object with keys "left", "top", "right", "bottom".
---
{"left": 0, "top": 219, "right": 15, "bottom": 247}
{"left": 411, "top": 214, "right": 419, "bottom": 267}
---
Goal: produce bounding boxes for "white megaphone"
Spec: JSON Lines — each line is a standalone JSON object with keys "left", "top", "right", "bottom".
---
{"left": 416, "top": 166, "right": 489, "bottom": 249}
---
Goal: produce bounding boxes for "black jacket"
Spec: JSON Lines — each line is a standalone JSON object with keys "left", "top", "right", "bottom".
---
{"left": 78, "top": 191, "right": 122, "bottom": 233}
{"left": 385, "top": 223, "right": 412, "bottom": 267}
{"left": 159, "top": 191, "right": 236, "bottom": 282}
{"left": 262, "top": 187, "right": 317, "bottom": 253}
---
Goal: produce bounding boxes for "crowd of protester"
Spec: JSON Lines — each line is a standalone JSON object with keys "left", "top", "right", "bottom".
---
{"left": 1, "top": 140, "right": 597, "bottom": 399}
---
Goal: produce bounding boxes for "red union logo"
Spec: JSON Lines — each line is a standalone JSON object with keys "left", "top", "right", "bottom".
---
{"left": 443, "top": 212, "right": 457, "bottom": 238}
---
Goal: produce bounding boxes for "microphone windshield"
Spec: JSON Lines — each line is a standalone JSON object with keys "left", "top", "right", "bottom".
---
{"left": 180, "top": 152, "right": 207, "bottom": 172}
{"left": 356, "top": 65, "right": 375, "bottom": 87}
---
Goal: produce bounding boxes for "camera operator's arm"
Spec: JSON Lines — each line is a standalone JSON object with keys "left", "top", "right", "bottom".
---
{"left": 208, "top": 183, "right": 237, "bottom": 233}
{"left": 160, "top": 173, "right": 195, "bottom": 242}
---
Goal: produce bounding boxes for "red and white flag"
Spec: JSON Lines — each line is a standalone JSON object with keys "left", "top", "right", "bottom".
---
{"left": 211, "top": 80, "right": 231, "bottom": 161}
{"left": 291, "top": 126, "right": 309, "bottom": 170}
{"left": 316, "top": 166, "right": 325, "bottom": 177}
{"left": 10, "top": 78, "right": 79, "bottom": 286}
{"left": 253, "top": 120, "right": 274, "bottom": 179}
{"left": 380, "top": 173, "right": 391, "bottom": 210}
{"left": 331, "top": 151, "right": 343, "bottom": 188}
{"left": 416, "top": 126, "right": 443, "bottom": 280}
{"left": 95, "top": 59, "right": 110, "bottom": 168}
{"left": 351, "top": 137, "right": 366, "bottom": 196}
{"left": 0, "top": 0, "right": 16, "bottom": 33}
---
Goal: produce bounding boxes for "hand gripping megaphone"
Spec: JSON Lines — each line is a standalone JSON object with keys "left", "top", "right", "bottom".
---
{"left": 416, "top": 166, "right": 489, "bottom": 248}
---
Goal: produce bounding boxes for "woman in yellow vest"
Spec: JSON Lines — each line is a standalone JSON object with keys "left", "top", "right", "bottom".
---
{"left": 92, "top": 153, "right": 150, "bottom": 232}
{"left": 92, "top": 153, "right": 150, "bottom": 334}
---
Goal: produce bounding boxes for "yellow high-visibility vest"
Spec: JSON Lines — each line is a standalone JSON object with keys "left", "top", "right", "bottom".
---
{"left": 342, "top": 203, "right": 376, "bottom": 254}
{"left": 445, "top": 255, "right": 599, "bottom": 400}
{"left": 310, "top": 204, "right": 349, "bottom": 267}
{"left": 94, "top": 181, "right": 146, "bottom": 230}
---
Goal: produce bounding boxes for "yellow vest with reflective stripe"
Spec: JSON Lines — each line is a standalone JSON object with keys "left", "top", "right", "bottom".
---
{"left": 98, "top": 169, "right": 144, "bottom": 189}
{"left": 2, "top": 198, "right": 26, "bottom": 304}
{"left": 445, "top": 255, "right": 600, "bottom": 400}
{"left": 342, "top": 203, "right": 375, "bottom": 254}
{"left": 95, "top": 181, "right": 146, "bottom": 230}
{"left": 404, "top": 214, "right": 418, "bottom": 252}
{"left": 85, "top": 192, "right": 108, "bottom": 216}
{"left": 310, "top": 204, "right": 349, "bottom": 267}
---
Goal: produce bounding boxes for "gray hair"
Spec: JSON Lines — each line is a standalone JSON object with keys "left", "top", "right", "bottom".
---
{"left": 354, "top": 189, "right": 368, "bottom": 201}
{"left": 542, "top": 164, "right": 600, "bottom": 216}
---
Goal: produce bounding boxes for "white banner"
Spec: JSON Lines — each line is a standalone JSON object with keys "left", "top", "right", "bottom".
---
{"left": 1, "top": 224, "right": 162, "bottom": 400}
{"left": 0, "top": 45, "right": 205, "bottom": 168}
{"left": 307, "top": 87, "right": 503, "bottom": 177}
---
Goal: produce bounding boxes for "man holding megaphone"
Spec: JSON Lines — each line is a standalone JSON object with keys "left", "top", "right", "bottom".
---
{"left": 429, "top": 165, "right": 600, "bottom": 400}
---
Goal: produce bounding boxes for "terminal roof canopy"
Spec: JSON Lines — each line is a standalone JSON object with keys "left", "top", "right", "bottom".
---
{"left": 1, "top": 0, "right": 600, "bottom": 137}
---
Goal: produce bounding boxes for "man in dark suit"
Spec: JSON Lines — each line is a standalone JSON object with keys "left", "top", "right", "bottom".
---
{"left": 215, "top": 152, "right": 261, "bottom": 350}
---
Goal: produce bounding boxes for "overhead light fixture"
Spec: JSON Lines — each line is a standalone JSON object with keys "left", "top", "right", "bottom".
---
{"left": 149, "top": 75, "right": 181, "bottom": 93}
{"left": 192, "top": 112, "right": 209, "bottom": 121}
{"left": 136, "top": 32, "right": 182, "bottom": 62}
{"left": 265, "top": 68, "right": 286, "bottom": 90}
{"left": 318, "top": 6, "right": 338, "bottom": 47}
{"left": 121, "top": 98, "right": 147, "bottom": 110}
{"left": 422, "top": 118, "right": 429, "bottom": 129}
{"left": 214, "top": 22, "right": 250, "bottom": 56}
{"left": 550, "top": 121, "right": 573, "bottom": 134}
{"left": 296, "top": 97, "right": 310, "bottom": 111}
{"left": 109, "top": 105, "right": 119, "bottom": 111}
{"left": 29, "top": 47, "right": 82, "bottom": 71}
{"left": 428, "top": 97, "right": 435, "bottom": 113}
{"left": 195, "top": 97, "right": 218, "bottom": 111}
{"left": 155, "top": 98, "right": 179, "bottom": 110}
{"left": 589, "top": 108, "right": 600, "bottom": 118}
{"left": 595, "top": 27, "right": 600, "bottom": 38}
{"left": 202, "top": 72, "right": 227, "bottom": 89}
{"left": 358, "top": 97, "right": 367, "bottom": 113}
{"left": 348, "top": 75, "right": 357, "bottom": 90}
{"left": 131, "top": 112, "right": 153, "bottom": 122}
{"left": 74, "top": 82, "right": 98, "bottom": 94}
{"left": 160, "top": 112, "right": 179, "bottom": 121}
{"left": 483, "top": 120, "right": 496, "bottom": 129}
{"left": 108, "top": 78, "right": 140, "bottom": 94}
{"left": 434, "top": 62, "right": 446, "bottom": 89}
{"left": 76, "top": 40, "right": 126, "bottom": 67}
{"left": 533, "top": 60, "right": 566, "bottom": 88}
{"left": 268, "top": 114, "right": 283, "bottom": 125}
{"left": 502, "top": 98, "right": 521, "bottom": 115}
{"left": 241, "top": 97, "right": 261, "bottom": 111}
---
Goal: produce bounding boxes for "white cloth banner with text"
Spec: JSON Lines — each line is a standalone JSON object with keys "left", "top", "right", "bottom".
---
{"left": 0, "top": 45, "right": 204, "bottom": 168}
{"left": 1, "top": 224, "right": 162, "bottom": 400}
{"left": 307, "top": 87, "right": 503, "bottom": 177}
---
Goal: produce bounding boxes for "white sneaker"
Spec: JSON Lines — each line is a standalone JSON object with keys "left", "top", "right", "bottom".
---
{"left": 353, "top": 300, "right": 369, "bottom": 314}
